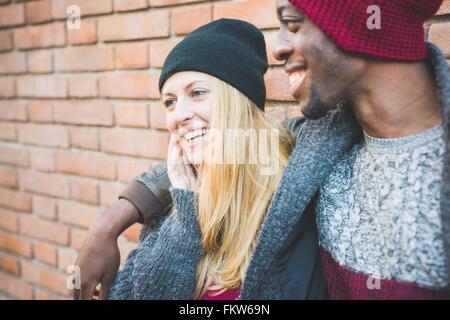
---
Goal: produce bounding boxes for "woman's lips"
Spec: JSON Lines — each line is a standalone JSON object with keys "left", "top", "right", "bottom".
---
{"left": 288, "top": 70, "right": 307, "bottom": 100}
{"left": 184, "top": 130, "right": 208, "bottom": 150}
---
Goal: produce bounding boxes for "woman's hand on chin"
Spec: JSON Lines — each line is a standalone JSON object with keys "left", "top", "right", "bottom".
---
{"left": 167, "top": 133, "right": 197, "bottom": 191}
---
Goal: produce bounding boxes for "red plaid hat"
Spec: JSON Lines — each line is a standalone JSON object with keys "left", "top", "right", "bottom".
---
{"left": 289, "top": 0, "right": 443, "bottom": 61}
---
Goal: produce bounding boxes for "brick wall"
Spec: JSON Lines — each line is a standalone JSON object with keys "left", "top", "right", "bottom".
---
{"left": 0, "top": 0, "right": 449, "bottom": 300}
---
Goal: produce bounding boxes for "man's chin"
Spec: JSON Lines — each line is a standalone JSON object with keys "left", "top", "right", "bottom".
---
{"left": 298, "top": 88, "right": 334, "bottom": 120}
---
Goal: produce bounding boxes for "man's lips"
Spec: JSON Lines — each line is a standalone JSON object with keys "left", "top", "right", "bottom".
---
{"left": 288, "top": 69, "right": 307, "bottom": 99}
{"left": 285, "top": 62, "right": 308, "bottom": 99}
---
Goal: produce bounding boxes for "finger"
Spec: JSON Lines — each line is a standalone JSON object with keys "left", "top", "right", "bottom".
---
{"left": 73, "top": 288, "right": 81, "bottom": 300}
{"left": 168, "top": 134, "right": 183, "bottom": 165}
{"left": 99, "top": 271, "right": 117, "bottom": 300}
{"left": 183, "top": 155, "right": 197, "bottom": 188}
{"left": 80, "top": 282, "right": 98, "bottom": 300}
{"left": 92, "top": 288, "right": 100, "bottom": 300}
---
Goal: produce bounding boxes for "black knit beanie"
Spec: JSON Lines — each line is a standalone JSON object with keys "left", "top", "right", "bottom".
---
{"left": 159, "top": 19, "right": 268, "bottom": 111}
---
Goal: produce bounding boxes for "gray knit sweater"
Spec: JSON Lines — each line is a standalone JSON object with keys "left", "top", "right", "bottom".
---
{"left": 108, "top": 104, "right": 360, "bottom": 299}
{"left": 108, "top": 43, "right": 450, "bottom": 300}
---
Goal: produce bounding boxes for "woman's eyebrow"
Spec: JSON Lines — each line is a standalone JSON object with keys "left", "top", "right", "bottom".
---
{"left": 186, "top": 80, "right": 210, "bottom": 91}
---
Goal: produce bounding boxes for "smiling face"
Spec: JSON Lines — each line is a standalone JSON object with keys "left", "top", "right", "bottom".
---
{"left": 274, "top": 0, "right": 367, "bottom": 119}
{"left": 162, "top": 71, "right": 212, "bottom": 165}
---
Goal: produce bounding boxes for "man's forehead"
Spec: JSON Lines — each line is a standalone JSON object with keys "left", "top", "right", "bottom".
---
{"left": 276, "top": 0, "right": 301, "bottom": 14}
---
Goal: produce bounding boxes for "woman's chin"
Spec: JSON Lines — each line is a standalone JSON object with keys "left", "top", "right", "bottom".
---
{"left": 182, "top": 147, "right": 204, "bottom": 166}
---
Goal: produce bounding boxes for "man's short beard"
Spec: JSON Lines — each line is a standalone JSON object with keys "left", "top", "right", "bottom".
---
{"left": 301, "top": 86, "right": 334, "bottom": 120}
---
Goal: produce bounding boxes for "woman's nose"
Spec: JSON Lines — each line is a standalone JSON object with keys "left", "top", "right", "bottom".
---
{"left": 173, "top": 101, "right": 195, "bottom": 125}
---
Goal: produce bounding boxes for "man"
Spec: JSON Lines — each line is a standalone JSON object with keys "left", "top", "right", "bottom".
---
{"left": 76, "top": 0, "right": 449, "bottom": 299}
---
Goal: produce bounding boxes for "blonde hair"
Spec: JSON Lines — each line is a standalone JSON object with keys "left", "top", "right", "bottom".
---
{"left": 193, "top": 76, "right": 294, "bottom": 298}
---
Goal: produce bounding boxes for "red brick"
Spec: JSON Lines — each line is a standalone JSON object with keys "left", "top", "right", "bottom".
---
{"left": 429, "top": 22, "right": 450, "bottom": 58}
{"left": 0, "top": 30, "right": 13, "bottom": 52}
{"left": 0, "top": 3, "right": 25, "bottom": 27}
{"left": 14, "top": 23, "right": 65, "bottom": 49}
{"left": 98, "top": 11, "right": 169, "bottom": 42}
{"left": 0, "top": 165, "right": 16, "bottom": 187}
{"left": 57, "top": 199, "right": 99, "bottom": 229}
{"left": 27, "top": 50, "right": 53, "bottom": 74}
{"left": 0, "top": 208, "right": 18, "bottom": 232}
{"left": 18, "top": 123, "right": 69, "bottom": 148}
{"left": 0, "top": 144, "right": 29, "bottom": 167}
{"left": 52, "top": 0, "right": 113, "bottom": 18}
{"left": 115, "top": 42, "right": 149, "bottom": 69}
{"left": 0, "top": 122, "right": 16, "bottom": 142}
{"left": 33, "top": 241, "right": 57, "bottom": 266}
{"left": 20, "top": 215, "right": 69, "bottom": 245}
{"left": 55, "top": 46, "right": 114, "bottom": 72}
{"left": 21, "top": 260, "right": 70, "bottom": 296}
{"left": 115, "top": 102, "right": 149, "bottom": 127}
{"left": 19, "top": 170, "right": 70, "bottom": 199}
{"left": 28, "top": 100, "right": 53, "bottom": 123}
{"left": 70, "top": 228, "right": 87, "bottom": 250}
{"left": 69, "top": 126, "right": 99, "bottom": 150}
{"left": 68, "top": 75, "right": 98, "bottom": 98}
{"left": 57, "top": 150, "right": 116, "bottom": 180}
{"left": 67, "top": 19, "right": 97, "bottom": 45}
{"left": 123, "top": 223, "right": 142, "bottom": 242}
{"left": 0, "top": 77, "right": 16, "bottom": 98}
{"left": 0, "top": 272, "right": 33, "bottom": 299}
{"left": 265, "top": 31, "right": 284, "bottom": 66}
{"left": 149, "top": 0, "right": 204, "bottom": 6}
{"left": 213, "top": 0, "right": 279, "bottom": 30}
{"left": 264, "top": 68, "right": 295, "bottom": 101}
{"left": 149, "top": 101, "right": 167, "bottom": 129}
{"left": 0, "top": 52, "right": 26, "bottom": 74}
{"left": 114, "top": 0, "right": 148, "bottom": 11}
{"left": 172, "top": 4, "right": 212, "bottom": 35}
{"left": 70, "top": 179, "right": 99, "bottom": 205}
{"left": 0, "top": 186, "right": 31, "bottom": 211}
{"left": 33, "top": 195, "right": 57, "bottom": 220}
{"left": 57, "top": 247, "right": 78, "bottom": 271}
{"left": 0, "top": 254, "right": 20, "bottom": 275}
{"left": 17, "top": 75, "right": 67, "bottom": 98}
{"left": 149, "top": 39, "right": 179, "bottom": 68}
{"left": 53, "top": 101, "right": 113, "bottom": 126}
{"left": 117, "top": 158, "right": 152, "bottom": 183}
{"left": 30, "top": 147, "right": 56, "bottom": 172}
{"left": 100, "top": 128, "right": 169, "bottom": 159}
{"left": 99, "top": 181, "right": 127, "bottom": 206}
{"left": 26, "top": 0, "right": 52, "bottom": 24}
{"left": 99, "top": 73, "right": 160, "bottom": 99}
{"left": 437, "top": 0, "right": 450, "bottom": 15}
{"left": 0, "top": 100, "right": 28, "bottom": 121}
{"left": 0, "top": 231, "right": 32, "bottom": 257}
{"left": 34, "top": 288, "right": 65, "bottom": 300}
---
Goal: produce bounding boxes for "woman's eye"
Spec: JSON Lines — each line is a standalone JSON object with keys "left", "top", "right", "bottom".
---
{"left": 164, "top": 99, "right": 176, "bottom": 108}
{"left": 192, "top": 89, "right": 208, "bottom": 97}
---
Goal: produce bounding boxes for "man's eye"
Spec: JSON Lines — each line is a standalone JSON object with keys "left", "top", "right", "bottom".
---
{"left": 282, "top": 19, "right": 303, "bottom": 32}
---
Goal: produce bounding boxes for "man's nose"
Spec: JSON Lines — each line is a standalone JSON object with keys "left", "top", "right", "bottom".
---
{"left": 272, "top": 33, "right": 293, "bottom": 62}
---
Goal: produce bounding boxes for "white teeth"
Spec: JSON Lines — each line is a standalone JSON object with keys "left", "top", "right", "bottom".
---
{"left": 184, "top": 128, "right": 207, "bottom": 141}
{"left": 289, "top": 71, "right": 306, "bottom": 86}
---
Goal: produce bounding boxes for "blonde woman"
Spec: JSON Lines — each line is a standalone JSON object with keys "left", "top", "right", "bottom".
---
{"left": 107, "top": 19, "right": 294, "bottom": 300}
